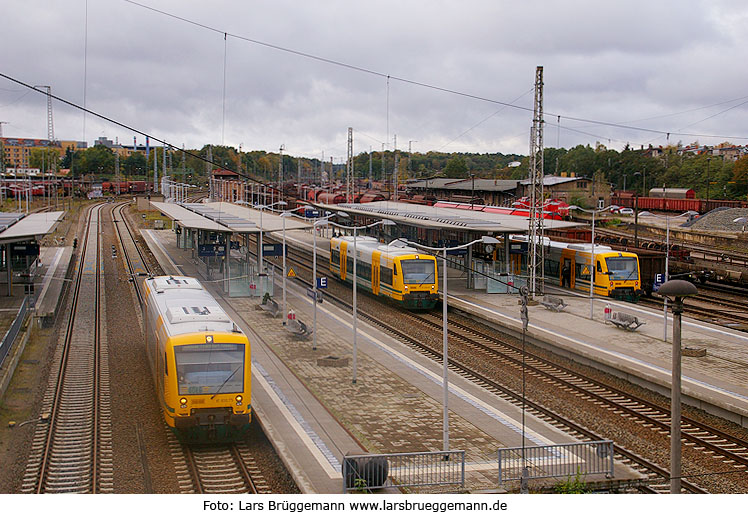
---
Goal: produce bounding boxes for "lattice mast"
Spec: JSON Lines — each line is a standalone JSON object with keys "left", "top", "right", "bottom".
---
{"left": 346, "top": 127, "right": 353, "bottom": 202}
{"left": 527, "top": 66, "right": 545, "bottom": 297}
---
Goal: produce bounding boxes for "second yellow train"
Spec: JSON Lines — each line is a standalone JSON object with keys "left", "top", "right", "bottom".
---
{"left": 329, "top": 236, "right": 439, "bottom": 309}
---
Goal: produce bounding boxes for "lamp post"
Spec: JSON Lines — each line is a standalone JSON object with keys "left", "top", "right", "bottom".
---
{"left": 568, "top": 205, "right": 619, "bottom": 319}
{"left": 705, "top": 157, "right": 711, "bottom": 207}
{"left": 393, "top": 235, "right": 500, "bottom": 453}
{"left": 734, "top": 217, "right": 748, "bottom": 233}
{"left": 311, "top": 212, "right": 345, "bottom": 351}
{"left": 639, "top": 211, "right": 699, "bottom": 340}
{"left": 633, "top": 171, "right": 642, "bottom": 248}
{"left": 329, "top": 218, "right": 396, "bottom": 383}
{"left": 657, "top": 279, "right": 698, "bottom": 494}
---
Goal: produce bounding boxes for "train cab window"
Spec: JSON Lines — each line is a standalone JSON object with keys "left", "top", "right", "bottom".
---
{"left": 597, "top": 261, "right": 603, "bottom": 273}
{"left": 401, "top": 259, "right": 436, "bottom": 284}
{"left": 164, "top": 353, "right": 168, "bottom": 375}
{"left": 174, "top": 343, "right": 245, "bottom": 395}
{"left": 331, "top": 249, "right": 340, "bottom": 265}
{"left": 605, "top": 257, "right": 639, "bottom": 281}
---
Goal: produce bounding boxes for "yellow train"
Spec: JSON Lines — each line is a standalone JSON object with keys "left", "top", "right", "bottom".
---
{"left": 508, "top": 235, "right": 642, "bottom": 301}
{"left": 330, "top": 236, "right": 439, "bottom": 309}
{"left": 143, "top": 275, "right": 251, "bottom": 442}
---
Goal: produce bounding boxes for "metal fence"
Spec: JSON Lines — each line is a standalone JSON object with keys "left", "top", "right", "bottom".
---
{"left": 498, "top": 441, "right": 614, "bottom": 485}
{"left": 343, "top": 450, "right": 465, "bottom": 493}
{"left": 0, "top": 296, "right": 30, "bottom": 369}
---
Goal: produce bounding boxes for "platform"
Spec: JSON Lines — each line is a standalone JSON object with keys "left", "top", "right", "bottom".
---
{"left": 276, "top": 227, "right": 748, "bottom": 428}
{"left": 142, "top": 228, "right": 646, "bottom": 493}
{"left": 0, "top": 245, "right": 73, "bottom": 398}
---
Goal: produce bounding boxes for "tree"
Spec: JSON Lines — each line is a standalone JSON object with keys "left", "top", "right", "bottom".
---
{"left": 443, "top": 156, "right": 467, "bottom": 176}
{"left": 731, "top": 156, "right": 748, "bottom": 198}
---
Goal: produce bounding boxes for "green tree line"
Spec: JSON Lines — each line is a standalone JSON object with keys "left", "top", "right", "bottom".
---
{"left": 27, "top": 141, "right": 748, "bottom": 200}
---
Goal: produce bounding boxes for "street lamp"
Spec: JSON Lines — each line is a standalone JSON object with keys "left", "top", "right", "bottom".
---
{"left": 706, "top": 157, "right": 711, "bottom": 207}
{"left": 733, "top": 217, "right": 748, "bottom": 233}
{"left": 329, "top": 218, "right": 396, "bottom": 384}
{"left": 633, "top": 171, "right": 642, "bottom": 248}
{"left": 568, "top": 205, "right": 619, "bottom": 319}
{"left": 639, "top": 211, "right": 699, "bottom": 340}
{"left": 311, "top": 211, "right": 346, "bottom": 350}
{"left": 393, "top": 235, "right": 500, "bottom": 453}
{"left": 657, "top": 279, "right": 698, "bottom": 494}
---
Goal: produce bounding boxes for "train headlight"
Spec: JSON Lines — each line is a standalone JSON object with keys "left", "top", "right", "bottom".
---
{"left": 235, "top": 395, "right": 243, "bottom": 406}
{"left": 180, "top": 397, "right": 188, "bottom": 408}
{"left": 431, "top": 285, "right": 435, "bottom": 290}
{"left": 404, "top": 285, "right": 409, "bottom": 291}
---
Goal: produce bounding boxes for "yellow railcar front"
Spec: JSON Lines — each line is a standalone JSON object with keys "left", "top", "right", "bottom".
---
{"left": 143, "top": 276, "right": 251, "bottom": 443}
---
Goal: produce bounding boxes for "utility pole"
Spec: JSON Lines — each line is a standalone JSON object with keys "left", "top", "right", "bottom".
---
{"left": 393, "top": 134, "right": 399, "bottom": 202}
{"left": 279, "top": 144, "right": 284, "bottom": 197}
{"left": 528, "top": 65, "right": 545, "bottom": 298}
{"left": 346, "top": 127, "right": 353, "bottom": 202}
{"left": 408, "top": 140, "right": 417, "bottom": 179}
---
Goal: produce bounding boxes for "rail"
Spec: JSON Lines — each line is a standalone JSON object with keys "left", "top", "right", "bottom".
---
{"left": 498, "top": 440, "right": 614, "bottom": 485}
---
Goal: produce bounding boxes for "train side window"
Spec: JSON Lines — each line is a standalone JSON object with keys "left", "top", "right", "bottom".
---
{"left": 597, "top": 261, "right": 603, "bottom": 273}
{"left": 164, "top": 353, "right": 168, "bottom": 375}
{"left": 393, "top": 263, "right": 398, "bottom": 277}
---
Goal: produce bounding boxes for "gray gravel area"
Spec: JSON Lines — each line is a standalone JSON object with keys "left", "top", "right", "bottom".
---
{"left": 687, "top": 207, "right": 748, "bottom": 231}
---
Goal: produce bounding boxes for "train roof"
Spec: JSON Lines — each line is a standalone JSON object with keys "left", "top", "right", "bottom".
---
{"left": 145, "top": 276, "right": 243, "bottom": 337}
{"left": 331, "top": 236, "right": 432, "bottom": 257}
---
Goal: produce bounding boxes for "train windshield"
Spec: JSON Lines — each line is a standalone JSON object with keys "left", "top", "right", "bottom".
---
{"left": 175, "top": 343, "right": 245, "bottom": 395}
{"left": 605, "top": 257, "right": 639, "bottom": 281}
{"left": 401, "top": 259, "right": 436, "bottom": 284}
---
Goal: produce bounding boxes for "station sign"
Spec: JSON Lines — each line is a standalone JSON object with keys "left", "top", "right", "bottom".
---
{"left": 653, "top": 273, "right": 665, "bottom": 291}
{"left": 304, "top": 208, "right": 320, "bottom": 218}
{"left": 11, "top": 243, "right": 40, "bottom": 257}
{"left": 198, "top": 244, "right": 226, "bottom": 257}
{"left": 262, "top": 243, "right": 284, "bottom": 257}
{"left": 509, "top": 242, "right": 528, "bottom": 254}
{"left": 316, "top": 276, "right": 328, "bottom": 289}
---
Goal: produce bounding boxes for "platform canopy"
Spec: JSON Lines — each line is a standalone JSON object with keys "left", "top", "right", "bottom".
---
{"left": 151, "top": 201, "right": 312, "bottom": 233}
{"left": 150, "top": 202, "right": 234, "bottom": 232}
{"left": 0, "top": 211, "right": 65, "bottom": 244}
{"left": 319, "top": 201, "right": 580, "bottom": 234}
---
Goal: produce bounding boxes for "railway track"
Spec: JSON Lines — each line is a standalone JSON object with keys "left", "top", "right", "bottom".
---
{"left": 21, "top": 203, "right": 113, "bottom": 493}
{"left": 115, "top": 202, "right": 270, "bottom": 494}
{"left": 268, "top": 231, "right": 748, "bottom": 492}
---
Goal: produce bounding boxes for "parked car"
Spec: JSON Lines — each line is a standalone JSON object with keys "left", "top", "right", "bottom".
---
{"left": 618, "top": 208, "right": 634, "bottom": 215}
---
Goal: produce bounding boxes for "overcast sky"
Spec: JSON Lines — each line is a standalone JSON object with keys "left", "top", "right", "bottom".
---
{"left": 2, "top": 0, "right": 748, "bottom": 162}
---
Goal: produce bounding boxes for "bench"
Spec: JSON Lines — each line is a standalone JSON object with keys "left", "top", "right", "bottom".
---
{"left": 607, "top": 311, "right": 645, "bottom": 331}
{"left": 285, "top": 317, "right": 310, "bottom": 339}
{"left": 258, "top": 297, "right": 280, "bottom": 318}
{"left": 541, "top": 295, "right": 567, "bottom": 312}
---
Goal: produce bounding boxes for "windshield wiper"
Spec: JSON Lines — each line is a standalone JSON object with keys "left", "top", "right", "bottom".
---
{"left": 210, "top": 365, "right": 242, "bottom": 400}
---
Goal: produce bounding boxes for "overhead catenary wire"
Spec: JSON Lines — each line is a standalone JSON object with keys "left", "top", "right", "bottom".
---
{"left": 119, "top": 0, "right": 748, "bottom": 144}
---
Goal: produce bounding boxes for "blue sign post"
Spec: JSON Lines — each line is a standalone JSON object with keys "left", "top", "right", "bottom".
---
{"left": 317, "top": 277, "right": 328, "bottom": 289}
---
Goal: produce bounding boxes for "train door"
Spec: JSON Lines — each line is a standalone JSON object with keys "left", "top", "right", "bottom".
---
{"left": 340, "top": 242, "right": 347, "bottom": 282}
{"left": 562, "top": 258, "right": 572, "bottom": 288}
{"left": 372, "top": 251, "right": 381, "bottom": 295}
{"left": 509, "top": 253, "right": 522, "bottom": 275}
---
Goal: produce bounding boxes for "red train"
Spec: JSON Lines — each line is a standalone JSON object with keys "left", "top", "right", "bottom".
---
{"left": 101, "top": 180, "right": 152, "bottom": 194}
{"left": 434, "top": 199, "right": 569, "bottom": 220}
{"left": 611, "top": 193, "right": 748, "bottom": 214}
